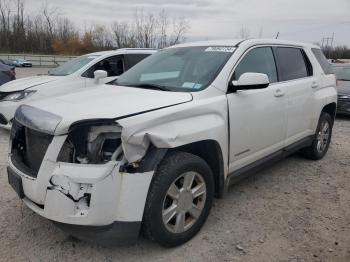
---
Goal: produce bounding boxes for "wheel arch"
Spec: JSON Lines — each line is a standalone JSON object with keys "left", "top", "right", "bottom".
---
{"left": 167, "top": 140, "right": 226, "bottom": 198}
{"left": 321, "top": 102, "right": 337, "bottom": 123}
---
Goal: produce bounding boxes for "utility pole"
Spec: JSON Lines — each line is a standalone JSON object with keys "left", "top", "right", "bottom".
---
{"left": 321, "top": 33, "right": 335, "bottom": 58}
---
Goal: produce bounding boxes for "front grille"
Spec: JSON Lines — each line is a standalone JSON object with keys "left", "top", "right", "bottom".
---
{"left": 11, "top": 120, "right": 53, "bottom": 178}
{"left": 0, "top": 114, "right": 7, "bottom": 125}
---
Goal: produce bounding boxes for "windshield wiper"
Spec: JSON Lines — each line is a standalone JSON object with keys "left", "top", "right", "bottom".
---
{"left": 338, "top": 79, "right": 350, "bottom": 81}
{"left": 125, "top": 83, "right": 171, "bottom": 91}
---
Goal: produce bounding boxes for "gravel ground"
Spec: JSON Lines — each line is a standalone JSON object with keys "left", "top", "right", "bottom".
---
{"left": 0, "top": 68, "right": 350, "bottom": 261}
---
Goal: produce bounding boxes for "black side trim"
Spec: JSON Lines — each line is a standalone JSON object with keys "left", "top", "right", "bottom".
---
{"left": 53, "top": 221, "right": 141, "bottom": 246}
{"left": 228, "top": 136, "right": 313, "bottom": 185}
{"left": 120, "top": 146, "right": 168, "bottom": 173}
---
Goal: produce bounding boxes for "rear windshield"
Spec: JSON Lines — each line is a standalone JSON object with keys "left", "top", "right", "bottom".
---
{"left": 311, "top": 48, "right": 333, "bottom": 74}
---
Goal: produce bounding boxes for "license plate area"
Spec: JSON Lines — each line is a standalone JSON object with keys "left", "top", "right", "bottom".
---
{"left": 7, "top": 167, "right": 25, "bottom": 199}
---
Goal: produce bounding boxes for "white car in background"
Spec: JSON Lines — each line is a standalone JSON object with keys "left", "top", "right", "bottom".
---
{"left": 0, "top": 48, "right": 157, "bottom": 129}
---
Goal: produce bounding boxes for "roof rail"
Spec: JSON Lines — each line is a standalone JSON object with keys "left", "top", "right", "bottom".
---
{"left": 116, "top": 48, "right": 159, "bottom": 51}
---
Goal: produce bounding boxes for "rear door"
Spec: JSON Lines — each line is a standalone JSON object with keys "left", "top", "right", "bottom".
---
{"left": 274, "top": 47, "right": 315, "bottom": 145}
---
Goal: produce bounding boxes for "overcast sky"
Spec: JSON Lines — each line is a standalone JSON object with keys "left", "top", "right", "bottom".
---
{"left": 24, "top": 0, "right": 350, "bottom": 46}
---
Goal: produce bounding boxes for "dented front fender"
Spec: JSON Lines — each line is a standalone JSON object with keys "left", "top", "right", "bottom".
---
{"left": 118, "top": 95, "right": 229, "bottom": 169}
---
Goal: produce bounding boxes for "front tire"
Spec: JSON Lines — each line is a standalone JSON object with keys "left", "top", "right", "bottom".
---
{"left": 301, "top": 112, "right": 333, "bottom": 160}
{"left": 142, "top": 151, "right": 214, "bottom": 247}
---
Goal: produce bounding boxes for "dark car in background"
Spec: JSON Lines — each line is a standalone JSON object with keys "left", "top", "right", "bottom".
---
{"left": 0, "top": 63, "right": 16, "bottom": 86}
{"left": 13, "top": 59, "right": 32, "bottom": 67}
{"left": 333, "top": 64, "right": 350, "bottom": 115}
{"left": 0, "top": 59, "right": 17, "bottom": 67}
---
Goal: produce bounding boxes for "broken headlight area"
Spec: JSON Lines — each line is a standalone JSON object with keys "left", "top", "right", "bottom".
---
{"left": 57, "top": 123, "right": 125, "bottom": 164}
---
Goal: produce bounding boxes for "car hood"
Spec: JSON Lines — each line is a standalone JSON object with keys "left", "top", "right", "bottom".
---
{"left": 21, "top": 85, "right": 193, "bottom": 134}
{"left": 337, "top": 80, "right": 350, "bottom": 95}
{"left": 0, "top": 75, "right": 61, "bottom": 92}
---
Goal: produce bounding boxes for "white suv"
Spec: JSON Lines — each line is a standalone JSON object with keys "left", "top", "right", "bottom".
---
{"left": 7, "top": 39, "right": 337, "bottom": 247}
{"left": 0, "top": 48, "right": 157, "bottom": 129}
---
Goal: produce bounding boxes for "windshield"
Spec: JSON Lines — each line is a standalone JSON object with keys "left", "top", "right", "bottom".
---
{"left": 49, "top": 55, "right": 97, "bottom": 76}
{"left": 333, "top": 66, "right": 350, "bottom": 81}
{"left": 115, "top": 46, "right": 235, "bottom": 91}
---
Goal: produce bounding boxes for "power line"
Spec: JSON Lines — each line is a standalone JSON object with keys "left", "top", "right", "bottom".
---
{"left": 280, "top": 21, "right": 350, "bottom": 37}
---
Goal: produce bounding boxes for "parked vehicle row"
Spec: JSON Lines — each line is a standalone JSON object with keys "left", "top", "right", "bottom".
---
{"left": 0, "top": 48, "right": 157, "bottom": 129}
{"left": 332, "top": 64, "right": 350, "bottom": 115}
{"left": 0, "top": 58, "right": 18, "bottom": 67}
{"left": 0, "top": 63, "right": 16, "bottom": 86}
{"left": 4, "top": 39, "right": 337, "bottom": 247}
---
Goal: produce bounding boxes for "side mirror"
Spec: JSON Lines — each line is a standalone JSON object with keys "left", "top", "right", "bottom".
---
{"left": 231, "top": 72, "right": 269, "bottom": 91}
{"left": 94, "top": 70, "right": 108, "bottom": 83}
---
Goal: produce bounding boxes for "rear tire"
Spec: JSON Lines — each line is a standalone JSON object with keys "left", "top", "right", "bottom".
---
{"left": 301, "top": 112, "right": 333, "bottom": 160}
{"left": 142, "top": 151, "right": 214, "bottom": 247}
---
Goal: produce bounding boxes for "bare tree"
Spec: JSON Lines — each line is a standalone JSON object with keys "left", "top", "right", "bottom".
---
{"left": 111, "top": 21, "right": 136, "bottom": 48}
{"left": 157, "top": 9, "right": 168, "bottom": 48}
{"left": 0, "top": 4, "right": 191, "bottom": 54}
{"left": 169, "top": 17, "right": 189, "bottom": 45}
{"left": 42, "top": 2, "right": 59, "bottom": 40}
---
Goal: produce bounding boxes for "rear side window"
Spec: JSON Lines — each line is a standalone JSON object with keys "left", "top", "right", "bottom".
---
{"left": 234, "top": 47, "right": 278, "bottom": 83}
{"left": 275, "top": 47, "right": 311, "bottom": 81}
{"left": 125, "top": 54, "right": 152, "bottom": 71}
{"left": 311, "top": 48, "right": 333, "bottom": 74}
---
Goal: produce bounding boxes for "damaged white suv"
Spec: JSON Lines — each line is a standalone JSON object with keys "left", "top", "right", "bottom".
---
{"left": 7, "top": 39, "right": 337, "bottom": 247}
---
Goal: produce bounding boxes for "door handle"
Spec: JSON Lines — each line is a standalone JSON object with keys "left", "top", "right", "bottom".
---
{"left": 274, "top": 88, "right": 285, "bottom": 97}
{"left": 311, "top": 81, "right": 319, "bottom": 88}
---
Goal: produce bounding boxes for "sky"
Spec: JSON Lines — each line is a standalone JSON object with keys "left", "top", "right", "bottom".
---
{"left": 24, "top": 0, "right": 350, "bottom": 46}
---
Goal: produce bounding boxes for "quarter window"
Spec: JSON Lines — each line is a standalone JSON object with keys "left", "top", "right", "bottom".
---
{"left": 311, "top": 48, "right": 333, "bottom": 75}
{"left": 275, "top": 47, "right": 311, "bottom": 81}
{"left": 234, "top": 47, "right": 278, "bottom": 83}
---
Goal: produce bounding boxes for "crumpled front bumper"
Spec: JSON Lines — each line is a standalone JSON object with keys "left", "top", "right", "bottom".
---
{"left": 8, "top": 154, "right": 154, "bottom": 244}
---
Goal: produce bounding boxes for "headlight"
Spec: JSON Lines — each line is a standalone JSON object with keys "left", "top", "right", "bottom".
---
{"left": 58, "top": 123, "right": 124, "bottom": 164}
{"left": 2, "top": 90, "right": 36, "bottom": 101}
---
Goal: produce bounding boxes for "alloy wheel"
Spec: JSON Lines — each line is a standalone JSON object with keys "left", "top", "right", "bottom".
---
{"left": 162, "top": 171, "right": 207, "bottom": 234}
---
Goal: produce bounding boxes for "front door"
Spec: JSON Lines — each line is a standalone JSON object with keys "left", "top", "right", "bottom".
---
{"left": 227, "top": 46, "right": 287, "bottom": 172}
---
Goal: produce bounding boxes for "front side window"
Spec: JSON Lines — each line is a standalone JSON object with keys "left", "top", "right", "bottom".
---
{"left": 276, "top": 47, "right": 310, "bottom": 81}
{"left": 49, "top": 56, "right": 97, "bottom": 76}
{"left": 83, "top": 56, "right": 124, "bottom": 78}
{"left": 233, "top": 47, "right": 278, "bottom": 83}
{"left": 115, "top": 46, "right": 235, "bottom": 92}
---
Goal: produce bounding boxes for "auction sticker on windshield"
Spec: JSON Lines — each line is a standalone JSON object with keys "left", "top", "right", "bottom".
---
{"left": 205, "top": 46, "right": 236, "bottom": 52}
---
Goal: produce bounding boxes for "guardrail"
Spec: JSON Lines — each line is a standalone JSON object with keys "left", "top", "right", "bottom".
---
{"left": 0, "top": 54, "right": 77, "bottom": 67}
